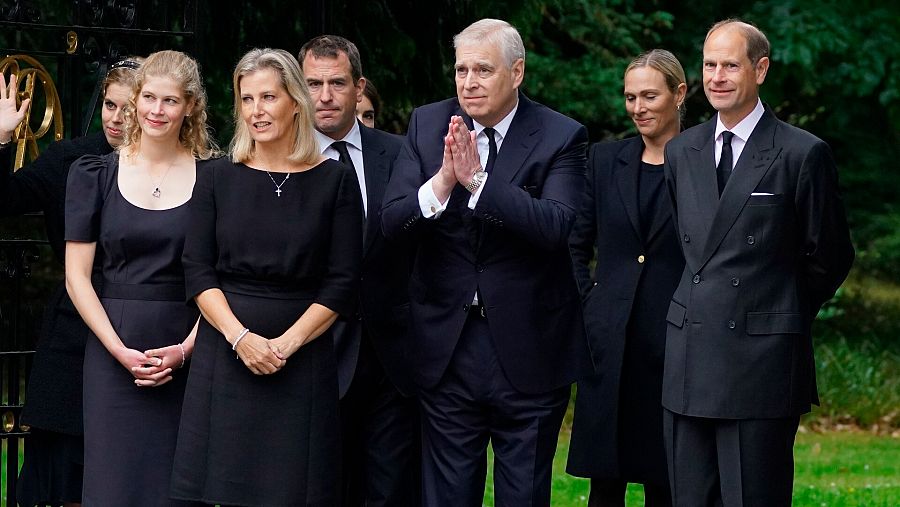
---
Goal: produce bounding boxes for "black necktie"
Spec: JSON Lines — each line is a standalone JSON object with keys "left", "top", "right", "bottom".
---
{"left": 331, "top": 141, "right": 356, "bottom": 172}
{"left": 483, "top": 127, "right": 498, "bottom": 174}
{"left": 331, "top": 141, "right": 366, "bottom": 237}
{"left": 717, "top": 131, "right": 734, "bottom": 196}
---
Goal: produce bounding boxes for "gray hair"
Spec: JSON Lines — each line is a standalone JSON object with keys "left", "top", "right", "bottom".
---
{"left": 453, "top": 18, "right": 525, "bottom": 67}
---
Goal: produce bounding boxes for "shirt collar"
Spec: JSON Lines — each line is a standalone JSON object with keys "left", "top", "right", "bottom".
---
{"left": 316, "top": 120, "right": 362, "bottom": 154}
{"left": 715, "top": 98, "right": 764, "bottom": 142}
{"left": 472, "top": 99, "right": 519, "bottom": 142}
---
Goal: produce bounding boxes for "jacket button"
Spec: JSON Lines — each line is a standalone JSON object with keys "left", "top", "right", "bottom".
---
{"left": 747, "top": 235, "right": 755, "bottom": 245}
{"left": 731, "top": 277, "right": 740, "bottom": 287}
{"left": 683, "top": 234, "right": 690, "bottom": 243}
{"left": 728, "top": 320, "right": 736, "bottom": 329}
{"left": 637, "top": 255, "right": 645, "bottom": 264}
{"left": 477, "top": 265, "right": 485, "bottom": 273}
{"left": 692, "top": 274, "right": 701, "bottom": 284}
{"left": 463, "top": 304, "right": 470, "bottom": 312}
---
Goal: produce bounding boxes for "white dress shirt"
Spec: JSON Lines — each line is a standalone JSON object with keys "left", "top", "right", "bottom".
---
{"left": 714, "top": 98, "right": 765, "bottom": 170}
{"left": 317, "top": 122, "right": 368, "bottom": 216}
{"left": 417, "top": 102, "right": 519, "bottom": 218}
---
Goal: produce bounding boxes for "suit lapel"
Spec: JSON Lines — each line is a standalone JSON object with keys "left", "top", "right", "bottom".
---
{"left": 490, "top": 94, "right": 540, "bottom": 184}
{"left": 699, "top": 111, "right": 782, "bottom": 269}
{"left": 360, "top": 125, "right": 390, "bottom": 255}
{"left": 614, "top": 138, "right": 643, "bottom": 244}
{"left": 684, "top": 121, "right": 719, "bottom": 255}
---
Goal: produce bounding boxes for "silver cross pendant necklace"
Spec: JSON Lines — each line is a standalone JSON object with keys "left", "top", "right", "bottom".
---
{"left": 266, "top": 171, "right": 290, "bottom": 197}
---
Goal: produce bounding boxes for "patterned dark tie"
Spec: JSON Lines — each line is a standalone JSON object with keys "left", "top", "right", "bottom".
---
{"left": 717, "top": 131, "right": 734, "bottom": 196}
{"left": 483, "top": 127, "right": 498, "bottom": 174}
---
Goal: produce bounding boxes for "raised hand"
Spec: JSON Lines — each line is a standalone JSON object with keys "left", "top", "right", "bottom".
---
{"left": 431, "top": 121, "right": 459, "bottom": 203}
{"left": 0, "top": 73, "right": 30, "bottom": 142}
{"left": 447, "top": 116, "right": 482, "bottom": 189}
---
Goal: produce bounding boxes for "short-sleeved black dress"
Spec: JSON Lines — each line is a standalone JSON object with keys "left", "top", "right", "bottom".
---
{"left": 65, "top": 152, "right": 199, "bottom": 506}
{"left": 171, "top": 158, "right": 362, "bottom": 507}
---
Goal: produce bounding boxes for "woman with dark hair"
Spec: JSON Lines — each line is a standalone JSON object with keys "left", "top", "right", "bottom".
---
{"left": 171, "top": 48, "right": 361, "bottom": 506}
{"left": 1, "top": 58, "right": 140, "bottom": 507}
{"left": 356, "top": 77, "right": 381, "bottom": 128}
{"left": 64, "top": 50, "right": 217, "bottom": 505}
{"left": 567, "top": 49, "right": 688, "bottom": 506}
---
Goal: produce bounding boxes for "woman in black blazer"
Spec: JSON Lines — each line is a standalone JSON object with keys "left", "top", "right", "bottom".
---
{"left": 566, "top": 49, "right": 687, "bottom": 506}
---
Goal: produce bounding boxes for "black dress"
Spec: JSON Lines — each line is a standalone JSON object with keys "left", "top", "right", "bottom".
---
{"left": 1, "top": 132, "right": 111, "bottom": 506}
{"left": 65, "top": 152, "right": 199, "bottom": 506}
{"left": 172, "top": 158, "right": 362, "bottom": 507}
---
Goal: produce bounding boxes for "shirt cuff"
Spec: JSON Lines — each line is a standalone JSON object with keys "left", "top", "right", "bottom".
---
{"left": 418, "top": 175, "right": 450, "bottom": 218}
{"left": 467, "top": 173, "right": 488, "bottom": 210}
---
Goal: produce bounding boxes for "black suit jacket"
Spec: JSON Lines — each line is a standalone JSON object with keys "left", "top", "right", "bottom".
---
{"left": 663, "top": 109, "right": 854, "bottom": 419}
{"left": 567, "top": 137, "right": 684, "bottom": 479}
{"left": 332, "top": 124, "right": 412, "bottom": 397}
{"left": 381, "top": 94, "right": 595, "bottom": 394}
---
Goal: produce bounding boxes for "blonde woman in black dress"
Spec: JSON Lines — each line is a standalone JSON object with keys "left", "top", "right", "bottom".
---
{"left": 172, "top": 48, "right": 361, "bottom": 506}
{"left": 65, "top": 50, "right": 217, "bottom": 505}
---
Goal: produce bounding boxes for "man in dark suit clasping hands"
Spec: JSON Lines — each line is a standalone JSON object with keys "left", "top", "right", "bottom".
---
{"left": 382, "top": 18, "right": 595, "bottom": 507}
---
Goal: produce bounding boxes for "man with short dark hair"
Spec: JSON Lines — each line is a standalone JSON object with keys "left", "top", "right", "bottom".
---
{"left": 662, "top": 19, "right": 854, "bottom": 506}
{"left": 381, "top": 18, "right": 594, "bottom": 507}
{"left": 299, "top": 35, "right": 418, "bottom": 507}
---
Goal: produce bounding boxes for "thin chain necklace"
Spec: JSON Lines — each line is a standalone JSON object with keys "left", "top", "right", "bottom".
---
{"left": 138, "top": 152, "right": 177, "bottom": 198}
{"left": 266, "top": 171, "right": 290, "bottom": 197}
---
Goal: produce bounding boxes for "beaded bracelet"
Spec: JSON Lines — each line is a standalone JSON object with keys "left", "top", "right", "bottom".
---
{"left": 178, "top": 343, "right": 186, "bottom": 368}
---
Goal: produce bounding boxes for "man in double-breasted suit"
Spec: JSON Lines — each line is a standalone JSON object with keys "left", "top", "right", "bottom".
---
{"left": 299, "top": 36, "right": 418, "bottom": 507}
{"left": 381, "top": 18, "right": 594, "bottom": 507}
{"left": 662, "top": 20, "right": 854, "bottom": 506}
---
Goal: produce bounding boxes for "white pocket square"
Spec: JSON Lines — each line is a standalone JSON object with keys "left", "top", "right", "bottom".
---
{"left": 751, "top": 192, "right": 775, "bottom": 196}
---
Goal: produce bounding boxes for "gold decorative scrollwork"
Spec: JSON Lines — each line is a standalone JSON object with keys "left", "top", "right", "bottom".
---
{"left": 66, "top": 31, "right": 79, "bottom": 55}
{"left": 0, "top": 55, "right": 65, "bottom": 171}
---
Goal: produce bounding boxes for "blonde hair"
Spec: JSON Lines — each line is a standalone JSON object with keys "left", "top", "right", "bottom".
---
{"left": 121, "top": 50, "right": 219, "bottom": 160}
{"left": 229, "top": 48, "right": 319, "bottom": 164}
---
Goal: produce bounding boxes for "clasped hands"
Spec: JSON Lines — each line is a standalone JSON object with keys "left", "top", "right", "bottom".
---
{"left": 432, "top": 115, "right": 483, "bottom": 203}
{"left": 116, "top": 344, "right": 185, "bottom": 388}
{"left": 233, "top": 332, "right": 303, "bottom": 376}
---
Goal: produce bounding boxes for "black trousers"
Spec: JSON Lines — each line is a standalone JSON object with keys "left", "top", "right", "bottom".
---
{"left": 419, "top": 311, "right": 569, "bottom": 507}
{"left": 340, "top": 335, "right": 420, "bottom": 507}
{"left": 663, "top": 409, "right": 799, "bottom": 507}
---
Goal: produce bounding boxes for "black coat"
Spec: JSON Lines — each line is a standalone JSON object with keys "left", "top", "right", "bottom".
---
{"left": 1, "top": 132, "right": 112, "bottom": 434}
{"left": 566, "top": 137, "right": 684, "bottom": 483}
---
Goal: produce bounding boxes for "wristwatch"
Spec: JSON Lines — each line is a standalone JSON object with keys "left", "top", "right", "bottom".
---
{"left": 465, "top": 168, "right": 487, "bottom": 193}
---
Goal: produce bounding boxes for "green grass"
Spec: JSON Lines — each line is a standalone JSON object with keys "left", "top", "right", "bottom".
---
{"left": 482, "top": 429, "right": 900, "bottom": 506}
